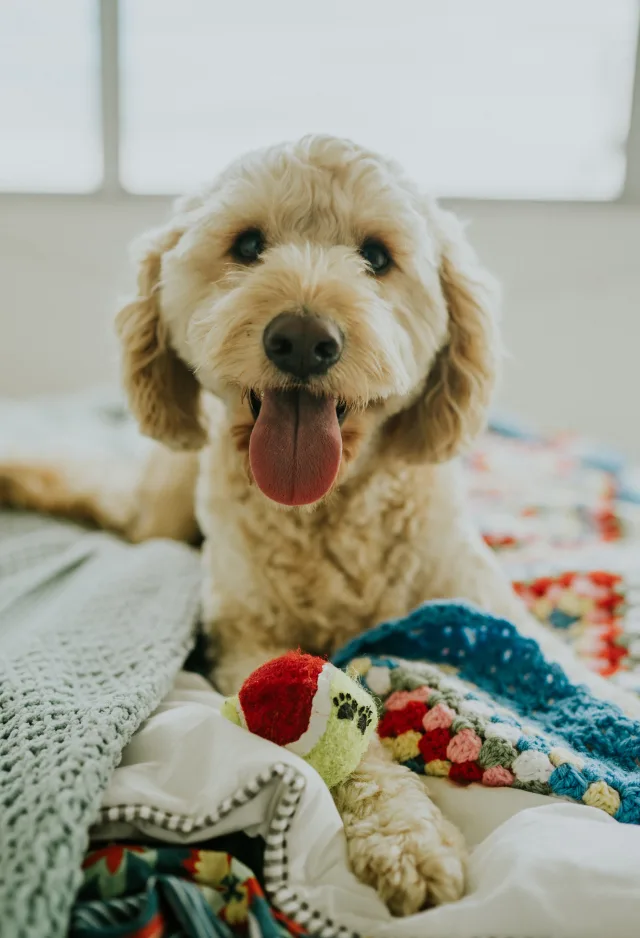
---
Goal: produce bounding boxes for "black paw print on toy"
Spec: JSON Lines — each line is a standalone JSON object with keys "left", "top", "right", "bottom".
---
{"left": 333, "top": 692, "right": 373, "bottom": 735}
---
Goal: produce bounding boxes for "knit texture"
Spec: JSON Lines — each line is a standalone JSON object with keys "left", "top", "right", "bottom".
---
{"left": 333, "top": 601, "right": 640, "bottom": 823}
{"left": 0, "top": 511, "right": 201, "bottom": 938}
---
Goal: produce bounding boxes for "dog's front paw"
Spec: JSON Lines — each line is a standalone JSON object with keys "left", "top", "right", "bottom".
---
{"left": 346, "top": 797, "right": 465, "bottom": 915}
{"left": 334, "top": 746, "right": 466, "bottom": 916}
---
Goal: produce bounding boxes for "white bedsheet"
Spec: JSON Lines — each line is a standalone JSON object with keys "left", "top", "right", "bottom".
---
{"left": 94, "top": 672, "right": 640, "bottom": 938}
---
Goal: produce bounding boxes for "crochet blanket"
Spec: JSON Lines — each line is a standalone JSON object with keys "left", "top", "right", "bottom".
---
{"left": 333, "top": 601, "right": 640, "bottom": 823}
{"left": 468, "top": 419, "right": 640, "bottom": 692}
{"left": 0, "top": 511, "right": 201, "bottom": 938}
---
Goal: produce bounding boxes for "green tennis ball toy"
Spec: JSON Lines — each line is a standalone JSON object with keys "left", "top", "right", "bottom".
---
{"left": 222, "top": 651, "right": 378, "bottom": 789}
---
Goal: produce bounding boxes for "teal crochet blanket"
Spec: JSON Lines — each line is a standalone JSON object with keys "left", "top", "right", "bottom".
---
{"left": 334, "top": 602, "right": 640, "bottom": 822}
{"left": 0, "top": 511, "right": 201, "bottom": 938}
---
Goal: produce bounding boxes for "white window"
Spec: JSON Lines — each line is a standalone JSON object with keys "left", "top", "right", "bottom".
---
{"left": 1, "top": 0, "right": 639, "bottom": 199}
{"left": 0, "top": 0, "right": 102, "bottom": 192}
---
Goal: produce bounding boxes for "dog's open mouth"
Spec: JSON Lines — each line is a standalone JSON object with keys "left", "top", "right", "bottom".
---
{"left": 248, "top": 388, "right": 346, "bottom": 507}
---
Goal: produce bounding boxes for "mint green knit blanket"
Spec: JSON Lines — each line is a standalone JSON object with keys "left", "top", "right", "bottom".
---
{"left": 0, "top": 511, "right": 201, "bottom": 938}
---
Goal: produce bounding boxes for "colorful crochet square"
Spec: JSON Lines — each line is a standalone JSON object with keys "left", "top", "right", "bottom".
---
{"left": 356, "top": 653, "right": 553, "bottom": 794}
{"left": 465, "top": 424, "right": 633, "bottom": 555}
{"left": 513, "top": 571, "right": 628, "bottom": 678}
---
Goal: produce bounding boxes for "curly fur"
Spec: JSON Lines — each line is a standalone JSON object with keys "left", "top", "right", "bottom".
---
{"left": 2, "top": 135, "right": 639, "bottom": 917}
{"left": 115, "top": 224, "right": 206, "bottom": 451}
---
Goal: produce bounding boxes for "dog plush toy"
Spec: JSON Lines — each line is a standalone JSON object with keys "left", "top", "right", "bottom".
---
{"left": 222, "top": 650, "right": 378, "bottom": 788}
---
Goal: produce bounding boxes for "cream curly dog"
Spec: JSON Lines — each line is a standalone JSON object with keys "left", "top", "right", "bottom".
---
{"left": 2, "top": 135, "right": 638, "bottom": 916}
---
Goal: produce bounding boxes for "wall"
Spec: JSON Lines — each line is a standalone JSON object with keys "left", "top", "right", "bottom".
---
{"left": 1, "top": 196, "right": 638, "bottom": 457}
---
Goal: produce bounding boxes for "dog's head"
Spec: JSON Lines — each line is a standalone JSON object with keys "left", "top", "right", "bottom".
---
{"left": 117, "top": 135, "right": 499, "bottom": 507}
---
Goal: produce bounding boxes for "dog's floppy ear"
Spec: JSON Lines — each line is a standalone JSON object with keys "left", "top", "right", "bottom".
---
{"left": 115, "top": 223, "right": 206, "bottom": 451}
{"left": 390, "top": 207, "right": 500, "bottom": 463}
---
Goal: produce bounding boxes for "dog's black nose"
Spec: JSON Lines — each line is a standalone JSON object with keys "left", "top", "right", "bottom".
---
{"left": 263, "top": 313, "right": 343, "bottom": 380}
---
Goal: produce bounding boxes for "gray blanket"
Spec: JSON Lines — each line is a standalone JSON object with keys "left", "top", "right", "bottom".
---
{"left": 0, "top": 396, "right": 202, "bottom": 938}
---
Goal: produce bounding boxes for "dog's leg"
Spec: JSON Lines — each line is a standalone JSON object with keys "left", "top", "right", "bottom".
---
{"left": 0, "top": 445, "right": 199, "bottom": 544}
{"left": 126, "top": 447, "right": 199, "bottom": 543}
{"left": 333, "top": 734, "right": 466, "bottom": 915}
{"left": 0, "top": 458, "right": 136, "bottom": 533}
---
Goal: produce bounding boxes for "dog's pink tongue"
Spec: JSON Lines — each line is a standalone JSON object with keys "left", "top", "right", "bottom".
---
{"left": 249, "top": 389, "right": 342, "bottom": 506}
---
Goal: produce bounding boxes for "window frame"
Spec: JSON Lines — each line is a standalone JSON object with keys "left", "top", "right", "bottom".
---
{"left": 2, "top": 0, "right": 640, "bottom": 205}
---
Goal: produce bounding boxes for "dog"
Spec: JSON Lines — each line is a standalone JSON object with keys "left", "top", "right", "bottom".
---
{"left": 2, "top": 135, "right": 638, "bottom": 916}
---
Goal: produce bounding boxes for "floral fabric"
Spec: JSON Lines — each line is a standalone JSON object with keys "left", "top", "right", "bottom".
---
{"left": 71, "top": 844, "right": 306, "bottom": 938}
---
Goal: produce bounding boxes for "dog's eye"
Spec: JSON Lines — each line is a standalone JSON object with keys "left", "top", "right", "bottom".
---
{"left": 232, "top": 229, "right": 265, "bottom": 263}
{"left": 359, "top": 239, "right": 391, "bottom": 274}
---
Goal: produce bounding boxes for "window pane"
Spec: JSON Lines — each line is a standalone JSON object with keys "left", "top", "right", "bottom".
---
{"left": 120, "top": 0, "right": 639, "bottom": 199}
{"left": 0, "top": 0, "right": 101, "bottom": 192}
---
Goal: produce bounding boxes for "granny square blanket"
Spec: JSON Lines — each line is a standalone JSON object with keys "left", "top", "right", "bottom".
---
{"left": 333, "top": 602, "right": 640, "bottom": 823}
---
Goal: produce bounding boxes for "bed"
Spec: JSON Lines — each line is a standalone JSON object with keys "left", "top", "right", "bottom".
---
{"left": 2, "top": 393, "right": 640, "bottom": 938}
